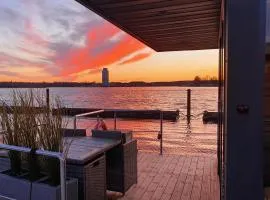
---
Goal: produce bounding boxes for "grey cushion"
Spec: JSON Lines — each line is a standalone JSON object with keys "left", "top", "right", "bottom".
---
{"left": 62, "top": 128, "right": 86, "bottom": 137}
{"left": 91, "top": 130, "right": 132, "bottom": 143}
{"left": 92, "top": 130, "right": 122, "bottom": 141}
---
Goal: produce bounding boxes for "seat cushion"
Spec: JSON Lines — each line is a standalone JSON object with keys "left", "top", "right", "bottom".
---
{"left": 62, "top": 128, "right": 86, "bottom": 137}
{"left": 92, "top": 130, "right": 133, "bottom": 143}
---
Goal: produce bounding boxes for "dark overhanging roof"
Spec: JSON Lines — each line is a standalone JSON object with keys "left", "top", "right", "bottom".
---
{"left": 75, "top": 0, "right": 221, "bottom": 52}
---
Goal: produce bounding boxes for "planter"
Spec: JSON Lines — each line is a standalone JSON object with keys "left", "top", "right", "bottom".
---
{"left": 31, "top": 177, "right": 78, "bottom": 200}
{"left": 0, "top": 157, "right": 10, "bottom": 172}
{"left": 0, "top": 170, "right": 31, "bottom": 200}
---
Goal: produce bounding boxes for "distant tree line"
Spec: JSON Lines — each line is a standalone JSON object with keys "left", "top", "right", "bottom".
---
{"left": 0, "top": 79, "right": 218, "bottom": 88}
{"left": 194, "top": 75, "right": 218, "bottom": 82}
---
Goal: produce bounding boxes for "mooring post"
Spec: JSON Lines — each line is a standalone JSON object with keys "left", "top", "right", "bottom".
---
{"left": 187, "top": 89, "right": 191, "bottom": 123}
{"left": 46, "top": 88, "right": 50, "bottom": 109}
{"left": 160, "top": 111, "right": 163, "bottom": 155}
{"left": 114, "top": 112, "right": 117, "bottom": 130}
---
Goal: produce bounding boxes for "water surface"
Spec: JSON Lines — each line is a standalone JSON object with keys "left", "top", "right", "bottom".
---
{"left": 0, "top": 87, "right": 218, "bottom": 156}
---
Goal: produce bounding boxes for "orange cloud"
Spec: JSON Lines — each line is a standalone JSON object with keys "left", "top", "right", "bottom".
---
{"left": 119, "top": 52, "right": 152, "bottom": 65}
{"left": 86, "top": 22, "right": 121, "bottom": 48}
{"left": 57, "top": 23, "right": 147, "bottom": 76}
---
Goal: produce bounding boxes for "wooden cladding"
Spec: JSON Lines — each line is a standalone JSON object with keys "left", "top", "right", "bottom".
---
{"left": 265, "top": 64, "right": 270, "bottom": 117}
{"left": 75, "top": 0, "right": 221, "bottom": 52}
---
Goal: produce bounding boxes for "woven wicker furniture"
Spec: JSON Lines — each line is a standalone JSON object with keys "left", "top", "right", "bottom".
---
{"left": 67, "top": 155, "right": 106, "bottom": 200}
{"left": 91, "top": 130, "right": 138, "bottom": 194}
{"left": 106, "top": 140, "right": 137, "bottom": 194}
{"left": 65, "top": 137, "right": 121, "bottom": 200}
{"left": 0, "top": 134, "right": 137, "bottom": 199}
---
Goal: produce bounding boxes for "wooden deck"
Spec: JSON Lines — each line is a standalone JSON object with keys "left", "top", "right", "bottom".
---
{"left": 117, "top": 152, "right": 220, "bottom": 200}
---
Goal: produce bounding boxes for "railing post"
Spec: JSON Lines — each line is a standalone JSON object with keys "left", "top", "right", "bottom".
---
{"left": 46, "top": 88, "right": 50, "bottom": 109}
{"left": 187, "top": 89, "right": 191, "bottom": 124}
{"left": 60, "top": 158, "right": 66, "bottom": 200}
{"left": 160, "top": 111, "right": 163, "bottom": 155}
{"left": 73, "top": 116, "right": 77, "bottom": 133}
{"left": 114, "top": 112, "right": 117, "bottom": 130}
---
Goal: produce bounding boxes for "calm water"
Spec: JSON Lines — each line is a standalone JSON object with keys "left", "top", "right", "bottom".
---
{"left": 0, "top": 87, "right": 218, "bottom": 156}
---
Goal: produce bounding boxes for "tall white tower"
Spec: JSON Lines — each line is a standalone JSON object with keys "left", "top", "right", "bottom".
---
{"left": 102, "top": 68, "right": 109, "bottom": 87}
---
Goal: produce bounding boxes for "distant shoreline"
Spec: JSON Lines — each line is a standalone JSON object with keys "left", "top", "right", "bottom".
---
{"left": 0, "top": 81, "right": 218, "bottom": 88}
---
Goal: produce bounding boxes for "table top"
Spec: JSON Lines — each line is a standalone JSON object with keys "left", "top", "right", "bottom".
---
{"left": 64, "top": 137, "right": 121, "bottom": 165}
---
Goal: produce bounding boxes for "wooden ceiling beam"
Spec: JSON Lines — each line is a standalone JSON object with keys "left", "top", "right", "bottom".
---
{"left": 154, "top": 44, "right": 218, "bottom": 51}
{"left": 132, "top": 22, "right": 217, "bottom": 34}
{"left": 156, "top": 45, "right": 217, "bottom": 52}
{"left": 119, "top": 12, "right": 220, "bottom": 26}
{"left": 128, "top": 17, "right": 218, "bottom": 31}
{"left": 100, "top": 1, "right": 219, "bottom": 14}
{"left": 141, "top": 27, "right": 218, "bottom": 38}
{"left": 118, "top": 9, "right": 220, "bottom": 23}
{"left": 75, "top": 0, "right": 221, "bottom": 52}
{"left": 153, "top": 38, "right": 218, "bottom": 46}
{"left": 144, "top": 33, "right": 218, "bottom": 41}
{"left": 95, "top": 0, "right": 217, "bottom": 8}
{"left": 109, "top": 4, "right": 219, "bottom": 18}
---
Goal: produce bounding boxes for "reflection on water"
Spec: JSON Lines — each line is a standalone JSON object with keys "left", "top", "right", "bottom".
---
{"left": 0, "top": 87, "right": 218, "bottom": 156}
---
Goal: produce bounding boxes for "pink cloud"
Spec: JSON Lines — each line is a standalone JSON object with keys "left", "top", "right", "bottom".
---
{"left": 57, "top": 22, "right": 148, "bottom": 76}
{"left": 119, "top": 52, "right": 152, "bottom": 65}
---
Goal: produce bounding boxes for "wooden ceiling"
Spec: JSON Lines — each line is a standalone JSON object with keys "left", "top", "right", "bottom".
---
{"left": 75, "top": 0, "right": 221, "bottom": 52}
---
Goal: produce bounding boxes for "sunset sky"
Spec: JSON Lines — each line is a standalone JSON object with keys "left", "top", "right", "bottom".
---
{"left": 0, "top": 0, "right": 218, "bottom": 83}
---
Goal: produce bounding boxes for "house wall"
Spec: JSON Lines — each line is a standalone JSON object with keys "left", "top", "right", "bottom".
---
{"left": 264, "top": 1, "right": 270, "bottom": 188}
{"left": 264, "top": 54, "right": 270, "bottom": 187}
{"left": 265, "top": 0, "right": 270, "bottom": 120}
{"left": 266, "top": 0, "right": 270, "bottom": 43}
{"left": 265, "top": 61, "right": 270, "bottom": 117}
{"left": 225, "top": 0, "right": 265, "bottom": 199}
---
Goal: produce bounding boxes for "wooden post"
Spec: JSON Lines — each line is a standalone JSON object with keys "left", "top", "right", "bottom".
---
{"left": 46, "top": 88, "right": 50, "bottom": 109}
{"left": 114, "top": 112, "right": 117, "bottom": 130}
{"left": 187, "top": 89, "right": 191, "bottom": 123}
{"left": 160, "top": 111, "right": 163, "bottom": 155}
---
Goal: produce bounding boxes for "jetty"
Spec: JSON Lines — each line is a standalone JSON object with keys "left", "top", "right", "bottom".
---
{"left": 117, "top": 152, "right": 219, "bottom": 200}
{"left": 0, "top": 106, "right": 179, "bottom": 121}
{"left": 202, "top": 111, "right": 218, "bottom": 124}
{"left": 58, "top": 108, "right": 179, "bottom": 121}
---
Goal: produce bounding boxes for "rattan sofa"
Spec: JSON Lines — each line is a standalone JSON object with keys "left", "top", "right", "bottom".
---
{"left": 92, "top": 130, "right": 137, "bottom": 194}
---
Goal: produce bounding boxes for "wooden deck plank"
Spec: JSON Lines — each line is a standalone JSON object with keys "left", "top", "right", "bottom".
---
{"left": 120, "top": 152, "right": 220, "bottom": 200}
{"left": 147, "top": 155, "right": 174, "bottom": 199}
{"left": 170, "top": 156, "right": 191, "bottom": 200}
{"left": 129, "top": 154, "right": 162, "bottom": 199}
{"left": 210, "top": 158, "right": 219, "bottom": 200}
{"left": 170, "top": 173, "right": 188, "bottom": 200}
{"left": 190, "top": 175, "right": 203, "bottom": 200}
{"left": 200, "top": 157, "right": 212, "bottom": 200}
{"left": 180, "top": 157, "right": 197, "bottom": 200}
{"left": 173, "top": 156, "right": 186, "bottom": 175}
{"left": 151, "top": 174, "right": 171, "bottom": 200}
{"left": 134, "top": 154, "right": 169, "bottom": 199}
{"left": 160, "top": 176, "right": 178, "bottom": 200}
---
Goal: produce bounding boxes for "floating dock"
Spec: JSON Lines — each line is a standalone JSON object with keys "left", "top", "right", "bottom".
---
{"left": 202, "top": 111, "right": 218, "bottom": 124}
{"left": 1, "top": 106, "right": 179, "bottom": 121}
{"left": 57, "top": 108, "right": 179, "bottom": 121}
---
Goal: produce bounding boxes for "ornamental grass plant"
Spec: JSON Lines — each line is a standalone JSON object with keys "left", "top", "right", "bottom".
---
{"left": 0, "top": 89, "right": 69, "bottom": 184}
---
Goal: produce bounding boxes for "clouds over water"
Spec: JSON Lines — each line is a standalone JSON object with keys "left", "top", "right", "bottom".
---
{"left": 0, "top": 0, "right": 151, "bottom": 81}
